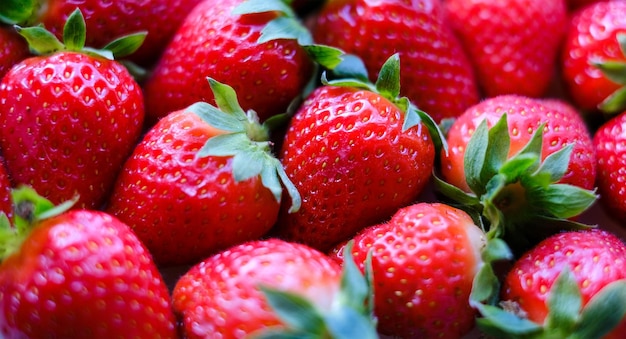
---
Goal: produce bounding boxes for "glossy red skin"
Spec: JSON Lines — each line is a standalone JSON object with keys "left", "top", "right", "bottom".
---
{"left": 173, "top": 239, "right": 342, "bottom": 339}
{"left": 143, "top": 0, "right": 314, "bottom": 125}
{"left": 0, "top": 27, "right": 29, "bottom": 80}
{"left": 445, "top": 0, "right": 567, "bottom": 98}
{"left": 38, "top": 0, "right": 203, "bottom": 66}
{"left": 502, "top": 229, "right": 626, "bottom": 339}
{"left": 106, "top": 108, "right": 280, "bottom": 266}
{"left": 311, "top": 0, "right": 479, "bottom": 123}
{"left": 561, "top": 1, "right": 626, "bottom": 113}
{"left": 330, "top": 202, "right": 485, "bottom": 338}
{"left": 273, "top": 85, "right": 436, "bottom": 251}
{"left": 594, "top": 111, "right": 626, "bottom": 222}
{"left": 441, "top": 95, "right": 596, "bottom": 193}
{"left": 0, "top": 52, "right": 144, "bottom": 210}
{"left": 0, "top": 210, "right": 177, "bottom": 338}
{"left": 0, "top": 160, "right": 11, "bottom": 219}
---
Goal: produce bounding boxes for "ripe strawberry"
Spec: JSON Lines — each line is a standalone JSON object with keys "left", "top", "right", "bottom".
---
{"left": 444, "top": 0, "right": 567, "bottom": 98}
{"left": 330, "top": 202, "right": 487, "bottom": 338}
{"left": 106, "top": 79, "right": 300, "bottom": 266}
{"left": 143, "top": 0, "right": 314, "bottom": 124}
{"left": 594, "top": 110, "right": 626, "bottom": 221}
{"left": 0, "top": 186, "right": 178, "bottom": 338}
{"left": 561, "top": 0, "right": 626, "bottom": 114}
{"left": 172, "top": 238, "right": 377, "bottom": 338}
{"left": 311, "top": 0, "right": 479, "bottom": 123}
{"left": 271, "top": 54, "right": 441, "bottom": 251}
{"left": 477, "top": 229, "right": 626, "bottom": 339}
{"left": 0, "top": 10, "right": 146, "bottom": 210}
{"left": 0, "top": 26, "right": 30, "bottom": 80}
{"left": 437, "top": 95, "right": 597, "bottom": 253}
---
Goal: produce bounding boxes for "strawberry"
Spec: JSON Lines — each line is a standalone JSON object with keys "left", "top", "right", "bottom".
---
{"left": 0, "top": 0, "right": 202, "bottom": 67}
{"left": 561, "top": 0, "right": 626, "bottom": 114}
{"left": 143, "top": 0, "right": 315, "bottom": 125}
{"left": 444, "top": 0, "right": 567, "bottom": 98}
{"left": 0, "top": 186, "right": 178, "bottom": 338}
{"left": 0, "top": 26, "right": 29, "bottom": 80}
{"left": 594, "top": 110, "right": 626, "bottom": 222}
{"left": 0, "top": 9, "right": 146, "bottom": 210}
{"left": 437, "top": 95, "right": 597, "bottom": 253}
{"left": 106, "top": 79, "right": 300, "bottom": 266}
{"left": 330, "top": 202, "right": 488, "bottom": 338}
{"left": 476, "top": 229, "right": 626, "bottom": 339}
{"left": 271, "top": 54, "right": 442, "bottom": 251}
{"left": 310, "top": 0, "right": 479, "bottom": 123}
{"left": 0, "top": 160, "right": 11, "bottom": 220}
{"left": 172, "top": 238, "right": 377, "bottom": 338}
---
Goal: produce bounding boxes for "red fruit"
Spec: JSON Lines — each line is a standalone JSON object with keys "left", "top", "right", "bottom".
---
{"left": 143, "top": 0, "right": 314, "bottom": 124}
{"left": 561, "top": 0, "right": 626, "bottom": 113}
{"left": 0, "top": 160, "right": 11, "bottom": 219}
{"left": 331, "top": 202, "right": 486, "bottom": 338}
{"left": 311, "top": 0, "right": 479, "bottom": 123}
{"left": 444, "top": 0, "right": 567, "bottom": 98}
{"left": 0, "top": 27, "right": 29, "bottom": 80}
{"left": 594, "top": 110, "right": 626, "bottom": 221}
{"left": 0, "top": 189, "right": 177, "bottom": 338}
{"left": 172, "top": 239, "right": 343, "bottom": 338}
{"left": 502, "top": 229, "right": 626, "bottom": 339}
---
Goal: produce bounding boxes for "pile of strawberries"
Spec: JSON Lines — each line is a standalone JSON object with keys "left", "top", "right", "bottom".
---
{"left": 0, "top": 0, "right": 626, "bottom": 338}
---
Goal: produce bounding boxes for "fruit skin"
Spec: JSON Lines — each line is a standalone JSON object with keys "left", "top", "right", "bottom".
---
{"left": 330, "top": 202, "right": 486, "bottom": 338}
{"left": 143, "top": 0, "right": 314, "bottom": 124}
{"left": 444, "top": 0, "right": 567, "bottom": 98}
{"left": 272, "top": 85, "right": 435, "bottom": 251}
{"left": 0, "top": 27, "right": 29, "bottom": 80}
{"left": 561, "top": 0, "right": 626, "bottom": 113}
{"left": 0, "top": 161, "right": 11, "bottom": 219}
{"left": 0, "top": 209, "right": 178, "bottom": 338}
{"left": 441, "top": 95, "right": 596, "bottom": 193}
{"left": 502, "top": 229, "right": 626, "bottom": 339}
{"left": 106, "top": 107, "right": 280, "bottom": 266}
{"left": 35, "top": 0, "right": 203, "bottom": 66}
{"left": 594, "top": 110, "right": 626, "bottom": 221}
{"left": 311, "top": 0, "right": 479, "bottom": 123}
{"left": 0, "top": 52, "right": 144, "bottom": 210}
{"left": 172, "top": 238, "right": 342, "bottom": 339}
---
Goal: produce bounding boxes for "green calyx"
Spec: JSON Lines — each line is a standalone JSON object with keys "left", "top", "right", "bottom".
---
{"left": 14, "top": 8, "right": 146, "bottom": 60}
{"left": 191, "top": 78, "right": 302, "bottom": 213}
{"left": 0, "top": 0, "right": 42, "bottom": 25}
{"left": 592, "top": 32, "right": 626, "bottom": 115}
{"left": 251, "top": 241, "right": 378, "bottom": 339}
{"left": 474, "top": 267, "right": 626, "bottom": 339}
{"left": 0, "top": 185, "right": 76, "bottom": 262}
{"left": 435, "top": 114, "right": 597, "bottom": 252}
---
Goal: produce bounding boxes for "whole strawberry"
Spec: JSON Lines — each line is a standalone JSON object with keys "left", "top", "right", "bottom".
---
{"left": 172, "top": 238, "right": 377, "bottom": 338}
{"left": 594, "top": 110, "right": 626, "bottom": 222}
{"left": 444, "top": 0, "right": 567, "bottom": 98}
{"left": 0, "top": 186, "right": 178, "bottom": 338}
{"left": 107, "top": 79, "right": 300, "bottom": 266}
{"left": 0, "top": 9, "right": 145, "bottom": 209}
{"left": 330, "top": 202, "right": 487, "bottom": 338}
{"left": 0, "top": 26, "right": 29, "bottom": 79}
{"left": 271, "top": 54, "right": 441, "bottom": 251}
{"left": 477, "top": 229, "right": 626, "bottom": 339}
{"left": 143, "top": 0, "right": 314, "bottom": 124}
{"left": 311, "top": 0, "right": 479, "bottom": 123}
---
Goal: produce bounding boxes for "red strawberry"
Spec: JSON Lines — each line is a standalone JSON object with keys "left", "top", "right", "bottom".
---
{"left": 172, "top": 238, "right": 377, "bottom": 338}
{"left": 444, "top": 0, "right": 567, "bottom": 98}
{"left": 311, "top": 0, "right": 479, "bottom": 123}
{"left": 561, "top": 0, "right": 626, "bottom": 114}
{"left": 330, "top": 202, "right": 487, "bottom": 338}
{"left": 0, "top": 10, "right": 145, "bottom": 210}
{"left": 594, "top": 110, "right": 626, "bottom": 221}
{"left": 0, "top": 186, "right": 178, "bottom": 338}
{"left": 0, "top": 26, "right": 30, "bottom": 80}
{"left": 271, "top": 54, "right": 440, "bottom": 251}
{"left": 477, "top": 229, "right": 626, "bottom": 339}
{"left": 0, "top": 160, "right": 11, "bottom": 220}
{"left": 106, "top": 79, "right": 300, "bottom": 266}
{"left": 143, "top": 0, "right": 314, "bottom": 124}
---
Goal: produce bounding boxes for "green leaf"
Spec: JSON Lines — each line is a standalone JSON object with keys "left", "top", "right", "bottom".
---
{"left": 545, "top": 267, "right": 582, "bottom": 333}
{"left": 337, "top": 241, "right": 369, "bottom": 313}
{"left": 475, "top": 303, "right": 543, "bottom": 336}
{"left": 324, "top": 308, "right": 378, "bottom": 339}
{"left": 259, "top": 16, "right": 313, "bottom": 45}
{"left": 304, "top": 44, "right": 345, "bottom": 70}
{"left": 516, "top": 123, "right": 544, "bottom": 160}
{"left": 0, "top": 0, "right": 37, "bottom": 25}
{"left": 481, "top": 115, "right": 510, "bottom": 184}
{"left": 187, "top": 102, "right": 246, "bottom": 133}
{"left": 533, "top": 144, "right": 573, "bottom": 184}
{"left": 81, "top": 46, "right": 114, "bottom": 60}
{"left": 330, "top": 54, "right": 369, "bottom": 82}
{"left": 63, "top": 8, "right": 86, "bottom": 51}
{"left": 101, "top": 31, "right": 147, "bottom": 58}
{"left": 260, "top": 156, "right": 284, "bottom": 204}
{"left": 432, "top": 172, "right": 482, "bottom": 208}
{"left": 407, "top": 103, "right": 448, "bottom": 154}
{"left": 207, "top": 78, "right": 248, "bottom": 118}
{"left": 573, "top": 280, "right": 626, "bottom": 339}
{"left": 470, "top": 264, "right": 500, "bottom": 306}
{"left": 531, "top": 184, "right": 597, "bottom": 219}
{"left": 196, "top": 133, "right": 250, "bottom": 158}
{"left": 232, "top": 0, "right": 296, "bottom": 18}
{"left": 232, "top": 147, "right": 266, "bottom": 182}
{"left": 15, "top": 25, "right": 65, "bottom": 55}
{"left": 599, "top": 86, "right": 626, "bottom": 114}
{"left": 374, "top": 53, "right": 401, "bottom": 99}
{"left": 320, "top": 71, "right": 374, "bottom": 91}
{"left": 276, "top": 162, "right": 301, "bottom": 213}
{"left": 593, "top": 59, "right": 626, "bottom": 85}
{"left": 464, "top": 119, "right": 489, "bottom": 196}
{"left": 259, "top": 285, "right": 326, "bottom": 335}
{"left": 498, "top": 153, "right": 540, "bottom": 182}
{"left": 482, "top": 238, "right": 513, "bottom": 263}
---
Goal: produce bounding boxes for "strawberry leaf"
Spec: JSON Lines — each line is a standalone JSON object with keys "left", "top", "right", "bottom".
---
{"left": 14, "top": 25, "right": 65, "bottom": 55}
{"left": 375, "top": 53, "right": 401, "bottom": 99}
{"left": 259, "top": 16, "right": 313, "bottom": 45}
{"left": 545, "top": 267, "right": 582, "bottom": 333}
{"left": 574, "top": 280, "right": 626, "bottom": 339}
{"left": 324, "top": 308, "right": 378, "bottom": 339}
{"left": 188, "top": 102, "right": 246, "bottom": 133}
{"left": 259, "top": 285, "right": 326, "bottom": 335}
{"left": 531, "top": 184, "right": 597, "bottom": 219}
{"left": 470, "top": 264, "right": 500, "bottom": 306}
{"left": 232, "top": 0, "right": 297, "bottom": 18}
{"left": 532, "top": 144, "right": 572, "bottom": 184}
{"left": 330, "top": 54, "right": 369, "bottom": 82}
{"left": 304, "top": 44, "right": 346, "bottom": 71}
{"left": 101, "top": 31, "right": 147, "bottom": 59}
{"left": 465, "top": 119, "right": 489, "bottom": 195}
{"left": 475, "top": 303, "right": 543, "bottom": 337}
{"left": 599, "top": 86, "right": 626, "bottom": 114}
{"left": 63, "top": 8, "right": 86, "bottom": 51}
{"left": 207, "top": 77, "right": 248, "bottom": 118}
